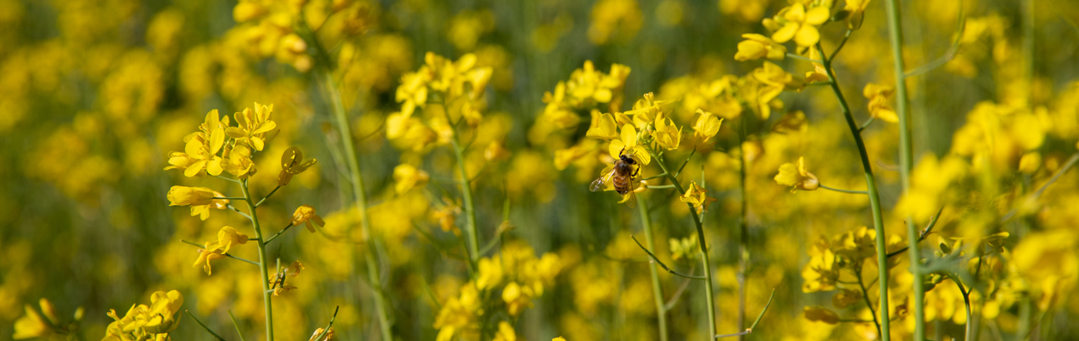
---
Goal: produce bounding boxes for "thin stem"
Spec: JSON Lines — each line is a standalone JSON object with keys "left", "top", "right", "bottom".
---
{"left": 185, "top": 311, "right": 227, "bottom": 341}
{"left": 311, "top": 306, "right": 341, "bottom": 341}
{"left": 228, "top": 310, "right": 247, "bottom": 341}
{"left": 263, "top": 223, "right": 295, "bottom": 245}
{"left": 645, "top": 184, "right": 677, "bottom": 189}
{"left": 887, "top": 207, "right": 944, "bottom": 258}
{"left": 642, "top": 172, "right": 668, "bottom": 181}
{"left": 446, "top": 109, "right": 481, "bottom": 270}
{"left": 631, "top": 236, "right": 706, "bottom": 280}
{"left": 650, "top": 148, "right": 717, "bottom": 338}
{"left": 240, "top": 180, "right": 274, "bottom": 341}
{"left": 858, "top": 117, "right": 876, "bottom": 132}
{"left": 856, "top": 266, "right": 883, "bottom": 339}
{"left": 255, "top": 186, "right": 281, "bottom": 207}
{"left": 714, "top": 289, "right": 775, "bottom": 339}
{"left": 953, "top": 278, "right": 974, "bottom": 341}
{"left": 180, "top": 239, "right": 259, "bottom": 266}
{"left": 638, "top": 196, "right": 670, "bottom": 341}
{"left": 1002, "top": 153, "right": 1079, "bottom": 222}
{"left": 883, "top": 0, "right": 925, "bottom": 338}
{"left": 226, "top": 204, "right": 252, "bottom": 220}
{"left": 736, "top": 118, "right": 749, "bottom": 341}
{"left": 830, "top": 30, "right": 853, "bottom": 62}
{"left": 664, "top": 274, "right": 695, "bottom": 310}
{"left": 819, "top": 184, "right": 868, "bottom": 195}
{"left": 673, "top": 148, "right": 697, "bottom": 179}
{"left": 321, "top": 71, "right": 393, "bottom": 340}
{"left": 820, "top": 42, "right": 891, "bottom": 341}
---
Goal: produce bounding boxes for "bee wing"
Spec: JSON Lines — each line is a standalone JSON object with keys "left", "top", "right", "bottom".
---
{"left": 590, "top": 169, "right": 615, "bottom": 192}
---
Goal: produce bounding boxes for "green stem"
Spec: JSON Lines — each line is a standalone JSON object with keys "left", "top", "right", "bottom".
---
{"left": 263, "top": 223, "right": 295, "bottom": 245}
{"left": 736, "top": 118, "right": 749, "bottom": 341}
{"left": 650, "top": 148, "right": 717, "bottom": 338}
{"left": 446, "top": 107, "right": 481, "bottom": 269}
{"left": 228, "top": 310, "right": 247, "bottom": 341}
{"left": 239, "top": 180, "right": 274, "bottom": 341}
{"left": 883, "top": 0, "right": 925, "bottom": 338}
{"left": 638, "top": 196, "right": 670, "bottom": 341}
{"left": 856, "top": 265, "right": 883, "bottom": 339}
{"left": 323, "top": 72, "right": 394, "bottom": 340}
{"left": 819, "top": 43, "right": 891, "bottom": 341}
{"left": 819, "top": 184, "right": 867, "bottom": 195}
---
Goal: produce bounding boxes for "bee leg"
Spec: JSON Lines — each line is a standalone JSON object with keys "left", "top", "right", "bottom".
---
{"left": 632, "top": 165, "right": 639, "bottom": 177}
{"left": 619, "top": 147, "right": 625, "bottom": 157}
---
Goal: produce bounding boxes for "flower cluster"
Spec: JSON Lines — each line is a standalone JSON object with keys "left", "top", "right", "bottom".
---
{"left": 433, "top": 242, "right": 561, "bottom": 340}
{"left": 103, "top": 290, "right": 184, "bottom": 341}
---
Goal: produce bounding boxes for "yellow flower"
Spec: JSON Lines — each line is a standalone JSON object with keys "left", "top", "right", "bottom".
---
{"left": 226, "top": 103, "right": 277, "bottom": 151}
{"left": 103, "top": 290, "right": 183, "bottom": 340}
{"left": 553, "top": 337, "right": 567, "bottom": 341}
{"left": 802, "top": 238, "right": 838, "bottom": 292}
{"left": 291, "top": 205, "right": 326, "bottom": 233}
{"left": 13, "top": 304, "right": 52, "bottom": 340}
{"left": 393, "top": 164, "right": 430, "bottom": 194}
{"left": 771, "top": 3, "right": 830, "bottom": 47}
{"left": 476, "top": 257, "right": 503, "bottom": 290}
{"left": 734, "top": 33, "right": 787, "bottom": 61}
{"left": 844, "top": 0, "right": 872, "bottom": 30}
{"left": 653, "top": 113, "right": 682, "bottom": 150}
{"left": 278, "top": 147, "right": 317, "bottom": 186}
{"left": 803, "top": 306, "right": 839, "bottom": 324}
{"left": 216, "top": 226, "right": 249, "bottom": 253}
{"left": 669, "top": 234, "right": 700, "bottom": 261}
{"left": 192, "top": 226, "right": 248, "bottom": 275}
{"left": 608, "top": 124, "right": 652, "bottom": 165}
{"left": 168, "top": 186, "right": 228, "bottom": 221}
{"left": 396, "top": 72, "right": 429, "bottom": 117}
{"left": 492, "top": 321, "right": 517, "bottom": 341}
{"left": 167, "top": 186, "right": 216, "bottom": 206}
{"left": 585, "top": 110, "right": 619, "bottom": 139}
{"left": 774, "top": 157, "right": 819, "bottom": 191}
{"left": 832, "top": 289, "right": 861, "bottom": 308}
{"left": 180, "top": 109, "right": 228, "bottom": 177}
{"left": 502, "top": 281, "right": 534, "bottom": 317}
{"left": 771, "top": 110, "right": 808, "bottom": 134}
{"left": 432, "top": 204, "right": 461, "bottom": 235}
{"left": 223, "top": 144, "right": 257, "bottom": 179}
{"left": 692, "top": 108, "right": 724, "bottom": 143}
{"left": 864, "top": 83, "right": 898, "bottom": 123}
{"left": 679, "top": 182, "right": 716, "bottom": 214}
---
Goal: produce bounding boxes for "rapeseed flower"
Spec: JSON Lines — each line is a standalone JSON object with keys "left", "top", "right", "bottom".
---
{"left": 679, "top": 182, "right": 716, "bottom": 214}
{"left": 734, "top": 34, "right": 787, "bottom": 61}
{"left": 278, "top": 147, "right": 317, "bottom": 186}
{"left": 692, "top": 109, "right": 723, "bottom": 143}
{"left": 864, "top": 83, "right": 898, "bottom": 123}
{"left": 103, "top": 290, "right": 184, "bottom": 340}
{"left": 769, "top": 3, "right": 830, "bottom": 47}
{"left": 291, "top": 205, "right": 326, "bottom": 233}
{"left": 774, "top": 157, "right": 819, "bottom": 191}
{"left": 608, "top": 124, "right": 651, "bottom": 165}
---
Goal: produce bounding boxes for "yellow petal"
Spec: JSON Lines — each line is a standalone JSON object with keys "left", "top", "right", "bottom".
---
{"left": 772, "top": 23, "right": 799, "bottom": 44}
{"left": 805, "top": 7, "right": 831, "bottom": 25}
{"left": 794, "top": 25, "right": 821, "bottom": 47}
{"left": 620, "top": 124, "right": 638, "bottom": 147}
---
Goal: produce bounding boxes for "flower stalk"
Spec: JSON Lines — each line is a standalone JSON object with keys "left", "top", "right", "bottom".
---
{"left": 323, "top": 72, "right": 394, "bottom": 341}
{"left": 637, "top": 195, "right": 670, "bottom": 341}
{"left": 883, "top": 0, "right": 926, "bottom": 338}
{"left": 448, "top": 119, "right": 481, "bottom": 269}
{"left": 817, "top": 42, "right": 892, "bottom": 341}
{"left": 649, "top": 147, "right": 717, "bottom": 338}
{"left": 239, "top": 179, "right": 274, "bottom": 341}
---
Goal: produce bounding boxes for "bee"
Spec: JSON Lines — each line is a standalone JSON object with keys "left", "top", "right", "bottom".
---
{"left": 590, "top": 148, "right": 641, "bottom": 207}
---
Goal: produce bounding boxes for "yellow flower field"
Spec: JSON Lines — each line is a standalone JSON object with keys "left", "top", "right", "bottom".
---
{"left": 4, "top": 0, "right": 1079, "bottom": 340}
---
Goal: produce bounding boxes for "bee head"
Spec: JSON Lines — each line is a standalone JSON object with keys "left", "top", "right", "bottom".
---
{"left": 620, "top": 153, "right": 636, "bottom": 165}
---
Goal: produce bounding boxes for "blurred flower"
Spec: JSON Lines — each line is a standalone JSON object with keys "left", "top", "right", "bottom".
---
{"left": 669, "top": 234, "right": 700, "bottom": 261}
{"left": 774, "top": 157, "right": 819, "bottom": 191}
{"left": 832, "top": 289, "right": 861, "bottom": 309}
{"left": 291, "top": 205, "right": 326, "bottom": 233}
{"left": 278, "top": 147, "right": 317, "bottom": 186}
{"left": 770, "top": 3, "right": 830, "bottom": 47}
{"left": 393, "top": 164, "right": 430, "bottom": 194}
{"left": 864, "top": 83, "right": 898, "bottom": 123}
{"left": 734, "top": 34, "right": 787, "bottom": 61}
{"left": 103, "top": 290, "right": 183, "bottom": 340}
{"left": 692, "top": 108, "right": 723, "bottom": 143}
{"left": 492, "top": 321, "right": 516, "bottom": 341}
{"left": 585, "top": 110, "right": 619, "bottom": 139}
{"left": 679, "top": 182, "right": 716, "bottom": 214}
{"left": 844, "top": 0, "right": 872, "bottom": 30}
{"left": 476, "top": 257, "right": 503, "bottom": 290}
{"left": 502, "top": 281, "right": 534, "bottom": 317}
{"left": 771, "top": 110, "right": 808, "bottom": 134}
{"left": 803, "top": 306, "right": 839, "bottom": 324}
{"left": 13, "top": 303, "right": 52, "bottom": 340}
{"left": 588, "top": 0, "right": 642, "bottom": 45}
{"left": 802, "top": 237, "right": 838, "bottom": 292}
